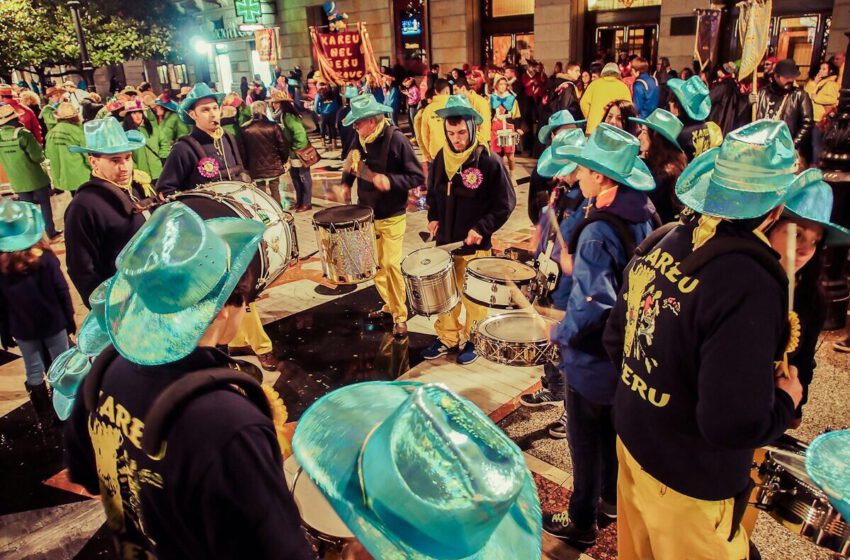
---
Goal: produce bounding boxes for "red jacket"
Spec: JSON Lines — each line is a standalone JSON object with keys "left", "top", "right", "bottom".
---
{"left": 6, "top": 100, "right": 43, "bottom": 144}
{"left": 521, "top": 71, "right": 546, "bottom": 100}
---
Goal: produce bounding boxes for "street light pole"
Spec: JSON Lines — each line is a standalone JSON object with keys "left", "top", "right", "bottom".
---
{"left": 67, "top": 0, "right": 95, "bottom": 91}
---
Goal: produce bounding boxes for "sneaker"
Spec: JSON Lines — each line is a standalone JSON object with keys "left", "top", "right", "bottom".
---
{"left": 598, "top": 500, "right": 617, "bottom": 523}
{"left": 543, "top": 511, "right": 598, "bottom": 546}
{"left": 422, "top": 340, "right": 455, "bottom": 360}
{"left": 519, "top": 387, "right": 561, "bottom": 408}
{"left": 547, "top": 411, "right": 567, "bottom": 439}
{"left": 456, "top": 342, "right": 478, "bottom": 365}
{"left": 833, "top": 337, "right": 850, "bottom": 353}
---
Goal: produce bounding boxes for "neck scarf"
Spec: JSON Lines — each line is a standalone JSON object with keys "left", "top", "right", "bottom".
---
{"left": 359, "top": 118, "right": 387, "bottom": 150}
{"left": 443, "top": 121, "right": 479, "bottom": 182}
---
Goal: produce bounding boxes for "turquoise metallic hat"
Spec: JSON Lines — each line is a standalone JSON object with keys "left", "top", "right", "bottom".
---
{"left": 806, "top": 430, "right": 850, "bottom": 522}
{"left": 630, "top": 108, "right": 683, "bottom": 151}
{"left": 538, "top": 110, "right": 587, "bottom": 145}
{"left": 560, "top": 123, "right": 655, "bottom": 191}
{"left": 342, "top": 93, "right": 394, "bottom": 127}
{"left": 104, "top": 202, "right": 265, "bottom": 365}
{"left": 69, "top": 117, "right": 146, "bottom": 155}
{"left": 47, "top": 347, "right": 92, "bottom": 420}
{"left": 155, "top": 98, "right": 179, "bottom": 113}
{"left": 676, "top": 120, "right": 797, "bottom": 219}
{"left": 178, "top": 83, "right": 227, "bottom": 125}
{"left": 435, "top": 94, "right": 484, "bottom": 125}
{"left": 76, "top": 278, "right": 111, "bottom": 357}
{"left": 344, "top": 85, "right": 360, "bottom": 99}
{"left": 667, "top": 76, "right": 711, "bottom": 121}
{"left": 293, "top": 381, "right": 542, "bottom": 560}
{"left": 783, "top": 169, "right": 850, "bottom": 246}
{"left": 537, "top": 128, "right": 587, "bottom": 178}
{"left": 0, "top": 199, "right": 44, "bottom": 252}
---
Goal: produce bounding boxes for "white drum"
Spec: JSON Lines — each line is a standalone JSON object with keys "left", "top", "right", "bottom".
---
{"left": 473, "top": 312, "right": 559, "bottom": 366}
{"left": 464, "top": 257, "right": 539, "bottom": 309}
{"left": 496, "top": 129, "right": 519, "bottom": 147}
{"left": 401, "top": 247, "right": 458, "bottom": 316}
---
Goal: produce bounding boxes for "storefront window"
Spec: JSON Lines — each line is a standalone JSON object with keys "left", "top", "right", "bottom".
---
{"left": 774, "top": 15, "right": 820, "bottom": 71}
{"left": 492, "top": 0, "right": 533, "bottom": 17}
{"left": 489, "top": 34, "right": 535, "bottom": 67}
{"left": 251, "top": 49, "right": 273, "bottom": 87}
{"left": 587, "top": 0, "right": 661, "bottom": 11}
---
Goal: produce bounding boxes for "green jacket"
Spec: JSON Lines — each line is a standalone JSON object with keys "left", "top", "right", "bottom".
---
{"left": 45, "top": 121, "right": 91, "bottom": 191}
{"left": 281, "top": 113, "right": 308, "bottom": 161}
{"left": 0, "top": 125, "right": 50, "bottom": 192}
{"left": 159, "top": 111, "right": 192, "bottom": 149}
{"left": 41, "top": 104, "right": 58, "bottom": 133}
{"left": 132, "top": 125, "right": 165, "bottom": 180}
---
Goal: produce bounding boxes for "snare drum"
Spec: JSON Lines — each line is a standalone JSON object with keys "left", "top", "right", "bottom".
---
{"left": 497, "top": 129, "right": 519, "bottom": 147}
{"left": 312, "top": 205, "right": 378, "bottom": 284}
{"left": 401, "top": 247, "right": 458, "bottom": 316}
{"left": 464, "top": 257, "right": 538, "bottom": 309}
{"left": 473, "top": 311, "right": 559, "bottom": 366}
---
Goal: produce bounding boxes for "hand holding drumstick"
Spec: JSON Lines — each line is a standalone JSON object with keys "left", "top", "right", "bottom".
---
{"left": 505, "top": 278, "right": 552, "bottom": 341}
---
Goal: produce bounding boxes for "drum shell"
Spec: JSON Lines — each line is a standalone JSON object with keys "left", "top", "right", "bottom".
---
{"left": 496, "top": 130, "right": 518, "bottom": 147}
{"left": 472, "top": 311, "right": 559, "bottom": 366}
{"left": 402, "top": 249, "right": 458, "bottom": 316}
{"left": 283, "top": 211, "right": 300, "bottom": 265}
{"left": 312, "top": 205, "right": 378, "bottom": 284}
{"left": 463, "top": 258, "right": 538, "bottom": 309}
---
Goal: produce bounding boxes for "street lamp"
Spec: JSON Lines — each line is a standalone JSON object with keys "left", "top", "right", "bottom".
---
{"left": 67, "top": 0, "right": 95, "bottom": 92}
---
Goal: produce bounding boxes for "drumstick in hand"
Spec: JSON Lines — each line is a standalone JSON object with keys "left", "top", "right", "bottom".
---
{"left": 505, "top": 279, "right": 548, "bottom": 333}
{"left": 546, "top": 207, "right": 567, "bottom": 252}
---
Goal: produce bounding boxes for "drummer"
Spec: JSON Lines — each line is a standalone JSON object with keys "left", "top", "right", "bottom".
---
{"left": 603, "top": 120, "right": 804, "bottom": 559}
{"left": 422, "top": 95, "right": 516, "bottom": 365}
{"left": 339, "top": 93, "right": 425, "bottom": 338}
{"left": 489, "top": 74, "right": 522, "bottom": 179}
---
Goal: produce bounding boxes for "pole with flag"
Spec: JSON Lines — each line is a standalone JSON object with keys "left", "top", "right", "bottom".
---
{"left": 737, "top": 0, "right": 772, "bottom": 118}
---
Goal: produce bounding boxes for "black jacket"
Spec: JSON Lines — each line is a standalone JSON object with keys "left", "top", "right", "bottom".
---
{"left": 550, "top": 80, "right": 583, "bottom": 122}
{"left": 156, "top": 128, "right": 247, "bottom": 196}
{"left": 708, "top": 78, "right": 750, "bottom": 137}
{"left": 239, "top": 117, "right": 289, "bottom": 179}
{"left": 755, "top": 80, "right": 814, "bottom": 151}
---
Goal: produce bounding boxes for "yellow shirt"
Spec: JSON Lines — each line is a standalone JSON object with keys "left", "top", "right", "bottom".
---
{"left": 804, "top": 76, "right": 839, "bottom": 122}
{"left": 415, "top": 94, "right": 450, "bottom": 161}
{"left": 580, "top": 76, "right": 632, "bottom": 134}
{"left": 467, "top": 92, "right": 492, "bottom": 147}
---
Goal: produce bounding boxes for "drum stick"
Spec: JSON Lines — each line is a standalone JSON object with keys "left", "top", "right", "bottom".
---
{"left": 505, "top": 279, "right": 548, "bottom": 333}
{"left": 785, "top": 222, "right": 796, "bottom": 311}
{"left": 546, "top": 207, "right": 567, "bottom": 251}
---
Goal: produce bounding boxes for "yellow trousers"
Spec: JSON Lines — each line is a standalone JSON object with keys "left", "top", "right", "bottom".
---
{"left": 616, "top": 438, "right": 750, "bottom": 560}
{"left": 374, "top": 215, "right": 408, "bottom": 324}
{"left": 434, "top": 251, "right": 490, "bottom": 348}
{"left": 229, "top": 303, "right": 273, "bottom": 355}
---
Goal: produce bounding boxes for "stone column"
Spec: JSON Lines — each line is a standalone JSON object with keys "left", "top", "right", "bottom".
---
{"left": 429, "top": 0, "right": 474, "bottom": 71}
{"left": 534, "top": 0, "right": 572, "bottom": 71}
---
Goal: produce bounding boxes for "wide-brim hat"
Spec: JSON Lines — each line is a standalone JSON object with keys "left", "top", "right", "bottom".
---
{"left": 45, "top": 87, "right": 62, "bottom": 98}
{"left": 343, "top": 85, "right": 360, "bottom": 99}
{"left": 62, "top": 80, "right": 77, "bottom": 90}
{"left": 76, "top": 277, "right": 111, "bottom": 357}
{"left": 435, "top": 94, "right": 483, "bottom": 125}
{"left": 105, "top": 202, "right": 265, "bottom": 365}
{"left": 69, "top": 117, "right": 146, "bottom": 155}
{"left": 806, "top": 430, "right": 850, "bottom": 522}
{"left": 629, "top": 108, "right": 683, "bottom": 151}
{"left": 537, "top": 128, "right": 587, "bottom": 178}
{"left": 667, "top": 76, "right": 711, "bottom": 121}
{"left": 0, "top": 199, "right": 44, "bottom": 252}
{"left": 560, "top": 123, "right": 655, "bottom": 191}
{"left": 0, "top": 105, "right": 18, "bottom": 126}
{"left": 178, "top": 83, "right": 226, "bottom": 125}
{"left": 121, "top": 86, "right": 139, "bottom": 96}
{"left": 342, "top": 93, "right": 394, "bottom": 127}
{"left": 119, "top": 100, "right": 145, "bottom": 118}
{"left": 783, "top": 169, "right": 850, "bottom": 246}
{"left": 269, "top": 88, "right": 293, "bottom": 103}
{"left": 538, "top": 110, "right": 586, "bottom": 145}
{"left": 139, "top": 91, "right": 157, "bottom": 108}
{"left": 46, "top": 347, "right": 91, "bottom": 420}
{"left": 676, "top": 120, "right": 798, "bottom": 219}
{"left": 154, "top": 98, "right": 179, "bottom": 113}
{"left": 292, "top": 381, "right": 542, "bottom": 560}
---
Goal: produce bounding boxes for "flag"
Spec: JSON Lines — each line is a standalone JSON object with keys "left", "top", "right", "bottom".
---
{"left": 310, "top": 22, "right": 381, "bottom": 85}
{"left": 694, "top": 9, "right": 722, "bottom": 71}
{"left": 255, "top": 28, "right": 278, "bottom": 64}
{"left": 737, "top": 0, "right": 772, "bottom": 81}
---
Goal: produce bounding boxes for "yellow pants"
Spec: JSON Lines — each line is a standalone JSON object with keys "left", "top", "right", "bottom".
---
{"left": 374, "top": 215, "right": 408, "bottom": 324}
{"left": 434, "top": 251, "right": 490, "bottom": 348}
{"left": 617, "top": 438, "right": 750, "bottom": 560}
{"left": 228, "top": 303, "right": 273, "bottom": 355}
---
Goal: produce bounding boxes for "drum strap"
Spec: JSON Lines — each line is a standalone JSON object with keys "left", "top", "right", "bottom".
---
{"left": 432, "top": 145, "right": 487, "bottom": 251}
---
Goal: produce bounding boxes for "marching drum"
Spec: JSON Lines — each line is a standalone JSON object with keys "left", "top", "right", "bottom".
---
{"left": 173, "top": 181, "right": 294, "bottom": 291}
{"left": 401, "top": 247, "right": 458, "bottom": 316}
{"left": 283, "top": 211, "right": 300, "bottom": 265}
{"left": 312, "top": 205, "right": 378, "bottom": 284}
{"left": 473, "top": 312, "right": 559, "bottom": 366}
{"left": 496, "top": 129, "right": 519, "bottom": 148}
{"left": 464, "top": 257, "right": 539, "bottom": 309}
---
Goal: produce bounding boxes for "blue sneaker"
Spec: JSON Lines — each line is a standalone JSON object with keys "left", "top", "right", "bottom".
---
{"left": 422, "top": 340, "right": 455, "bottom": 360}
{"left": 456, "top": 342, "right": 478, "bottom": 365}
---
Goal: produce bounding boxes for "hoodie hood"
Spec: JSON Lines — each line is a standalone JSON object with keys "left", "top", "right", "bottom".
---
{"left": 599, "top": 184, "right": 657, "bottom": 224}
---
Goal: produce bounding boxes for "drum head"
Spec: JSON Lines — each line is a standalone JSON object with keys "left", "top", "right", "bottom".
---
{"left": 313, "top": 204, "right": 373, "bottom": 227}
{"left": 774, "top": 450, "right": 815, "bottom": 485}
{"left": 467, "top": 257, "right": 536, "bottom": 282}
{"left": 479, "top": 313, "right": 554, "bottom": 343}
{"left": 402, "top": 248, "right": 452, "bottom": 276}
{"left": 284, "top": 455, "right": 353, "bottom": 538}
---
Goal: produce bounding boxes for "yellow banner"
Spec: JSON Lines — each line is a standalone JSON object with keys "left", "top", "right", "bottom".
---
{"left": 737, "top": 0, "right": 772, "bottom": 81}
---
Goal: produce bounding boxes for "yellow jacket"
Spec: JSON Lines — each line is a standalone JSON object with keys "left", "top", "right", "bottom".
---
{"left": 805, "top": 76, "right": 839, "bottom": 122}
{"left": 467, "top": 92, "right": 492, "bottom": 147}
{"left": 580, "top": 76, "right": 632, "bottom": 134}
{"left": 414, "top": 94, "right": 449, "bottom": 161}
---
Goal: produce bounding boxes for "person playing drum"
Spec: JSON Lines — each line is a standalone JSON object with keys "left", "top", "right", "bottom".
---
{"left": 489, "top": 75, "right": 521, "bottom": 178}
{"left": 340, "top": 93, "right": 425, "bottom": 338}
{"left": 421, "top": 95, "right": 516, "bottom": 365}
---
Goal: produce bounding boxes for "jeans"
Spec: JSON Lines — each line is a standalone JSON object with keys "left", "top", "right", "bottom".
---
{"left": 290, "top": 166, "right": 313, "bottom": 207}
{"left": 18, "top": 186, "right": 58, "bottom": 237}
{"left": 255, "top": 177, "right": 282, "bottom": 205}
{"left": 17, "top": 330, "right": 69, "bottom": 385}
{"left": 319, "top": 115, "right": 338, "bottom": 141}
{"left": 811, "top": 126, "right": 824, "bottom": 166}
{"left": 565, "top": 385, "right": 618, "bottom": 530}
{"left": 408, "top": 106, "right": 417, "bottom": 134}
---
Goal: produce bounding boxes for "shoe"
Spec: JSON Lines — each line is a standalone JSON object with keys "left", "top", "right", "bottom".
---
{"left": 547, "top": 411, "right": 567, "bottom": 439}
{"left": 392, "top": 322, "right": 408, "bottom": 338}
{"left": 833, "top": 337, "right": 850, "bottom": 353}
{"left": 543, "top": 511, "right": 598, "bottom": 546}
{"left": 422, "top": 340, "right": 455, "bottom": 360}
{"left": 49, "top": 230, "right": 63, "bottom": 241}
{"left": 456, "top": 342, "right": 478, "bottom": 365}
{"left": 367, "top": 308, "right": 392, "bottom": 321}
{"left": 25, "top": 382, "right": 59, "bottom": 426}
{"left": 257, "top": 352, "right": 278, "bottom": 372}
{"left": 598, "top": 500, "right": 617, "bottom": 521}
{"left": 227, "top": 345, "right": 252, "bottom": 357}
{"left": 295, "top": 205, "right": 312, "bottom": 213}
{"left": 519, "top": 387, "right": 561, "bottom": 408}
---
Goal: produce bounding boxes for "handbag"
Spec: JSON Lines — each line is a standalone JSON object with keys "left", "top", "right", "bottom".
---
{"left": 295, "top": 144, "right": 320, "bottom": 167}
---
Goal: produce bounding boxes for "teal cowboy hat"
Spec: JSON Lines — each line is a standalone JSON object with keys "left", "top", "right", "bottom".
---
{"left": 435, "top": 94, "right": 483, "bottom": 125}
{"left": 46, "top": 347, "right": 91, "bottom": 420}
{"left": 154, "top": 98, "right": 179, "bottom": 113}
{"left": 559, "top": 122, "right": 655, "bottom": 191}
{"left": 69, "top": 117, "right": 146, "bottom": 155}
{"left": 104, "top": 202, "right": 265, "bottom": 365}
{"left": 344, "top": 85, "right": 360, "bottom": 99}
{"left": 783, "top": 169, "right": 850, "bottom": 246}
{"left": 667, "top": 76, "right": 711, "bottom": 121}
{"left": 76, "top": 277, "right": 111, "bottom": 358}
{"left": 676, "top": 119, "right": 797, "bottom": 219}
{"left": 0, "top": 199, "right": 44, "bottom": 252}
{"left": 178, "top": 83, "right": 227, "bottom": 125}
{"left": 538, "top": 110, "right": 586, "bottom": 145}
{"left": 806, "top": 430, "right": 850, "bottom": 522}
{"left": 629, "top": 108, "right": 683, "bottom": 151}
{"left": 293, "top": 381, "right": 542, "bottom": 560}
{"left": 537, "top": 128, "right": 587, "bottom": 178}
{"left": 342, "top": 93, "right": 394, "bottom": 127}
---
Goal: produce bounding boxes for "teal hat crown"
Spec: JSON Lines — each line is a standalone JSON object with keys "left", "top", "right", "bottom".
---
{"left": 784, "top": 169, "right": 850, "bottom": 246}
{"left": 630, "top": 108, "right": 683, "bottom": 150}
{"left": 178, "top": 83, "right": 227, "bottom": 124}
{"left": 155, "top": 98, "right": 179, "bottom": 113}
{"left": 806, "top": 430, "right": 850, "bottom": 522}
{"left": 0, "top": 199, "right": 44, "bottom": 252}
{"left": 47, "top": 348, "right": 92, "bottom": 420}
{"left": 667, "top": 76, "right": 711, "bottom": 121}
{"left": 560, "top": 123, "right": 655, "bottom": 191}
{"left": 538, "top": 110, "right": 587, "bottom": 145}
{"left": 293, "top": 381, "right": 542, "bottom": 559}
{"left": 344, "top": 85, "right": 360, "bottom": 99}
{"left": 676, "top": 119, "right": 797, "bottom": 219}
{"left": 76, "top": 278, "right": 111, "bottom": 357}
{"left": 537, "top": 128, "right": 587, "bottom": 178}
{"left": 69, "top": 117, "right": 146, "bottom": 155}
{"left": 435, "top": 94, "right": 483, "bottom": 125}
{"left": 105, "top": 202, "right": 265, "bottom": 365}
{"left": 342, "top": 93, "right": 394, "bottom": 127}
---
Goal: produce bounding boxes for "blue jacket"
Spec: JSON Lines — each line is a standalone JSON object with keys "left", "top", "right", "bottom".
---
{"left": 551, "top": 186, "right": 656, "bottom": 404}
{"left": 383, "top": 87, "right": 400, "bottom": 111}
{"left": 314, "top": 95, "right": 340, "bottom": 118}
{"left": 633, "top": 73, "right": 660, "bottom": 119}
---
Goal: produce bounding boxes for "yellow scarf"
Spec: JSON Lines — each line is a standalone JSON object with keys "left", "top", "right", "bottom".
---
{"left": 443, "top": 138, "right": 479, "bottom": 183}
{"left": 358, "top": 118, "right": 387, "bottom": 150}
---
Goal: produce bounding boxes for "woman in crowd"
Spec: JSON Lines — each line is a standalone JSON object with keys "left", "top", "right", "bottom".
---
{"left": 121, "top": 100, "right": 164, "bottom": 180}
{"left": 272, "top": 90, "right": 313, "bottom": 211}
{"left": 490, "top": 75, "right": 522, "bottom": 177}
{"left": 805, "top": 60, "right": 840, "bottom": 164}
{"left": 44, "top": 102, "right": 91, "bottom": 193}
{"left": 314, "top": 82, "right": 341, "bottom": 150}
{"left": 601, "top": 99, "right": 641, "bottom": 137}
{"left": 580, "top": 70, "right": 592, "bottom": 93}
{"left": 401, "top": 76, "right": 421, "bottom": 133}
{"left": 631, "top": 108, "right": 687, "bottom": 223}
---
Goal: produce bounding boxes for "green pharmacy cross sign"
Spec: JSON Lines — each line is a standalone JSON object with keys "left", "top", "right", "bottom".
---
{"left": 235, "top": 0, "right": 262, "bottom": 23}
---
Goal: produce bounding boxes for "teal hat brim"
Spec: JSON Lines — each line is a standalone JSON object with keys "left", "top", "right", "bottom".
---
{"left": 178, "top": 92, "right": 227, "bottom": 124}
{"left": 806, "top": 430, "right": 850, "bottom": 521}
{"left": 538, "top": 121, "right": 586, "bottom": 145}
{"left": 69, "top": 129, "right": 147, "bottom": 155}
{"left": 435, "top": 106, "right": 484, "bottom": 125}
{"left": 342, "top": 104, "right": 394, "bottom": 127}
{"left": 155, "top": 99, "right": 179, "bottom": 112}
{"left": 0, "top": 205, "right": 44, "bottom": 252}
{"left": 784, "top": 208, "right": 850, "bottom": 246}
{"left": 668, "top": 80, "right": 710, "bottom": 121}
{"left": 104, "top": 217, "right": 265, "bottom": 365}
{"left": 47, "top": 348, "right": 92, "bottom": 420}
{"left": 292, "top": 382, "right": 543, "bottom": 560}
{"left": 537, "top": 145, "right": 578, "bottom": 178}
{"left": 630, "top": 117, "right": 682, "bottom": 151}
{"left": 76, "top": 312, "right": 110, "bottom": 357}
{"left": 561, "top": 146, "right": 655, "bottom": 192}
